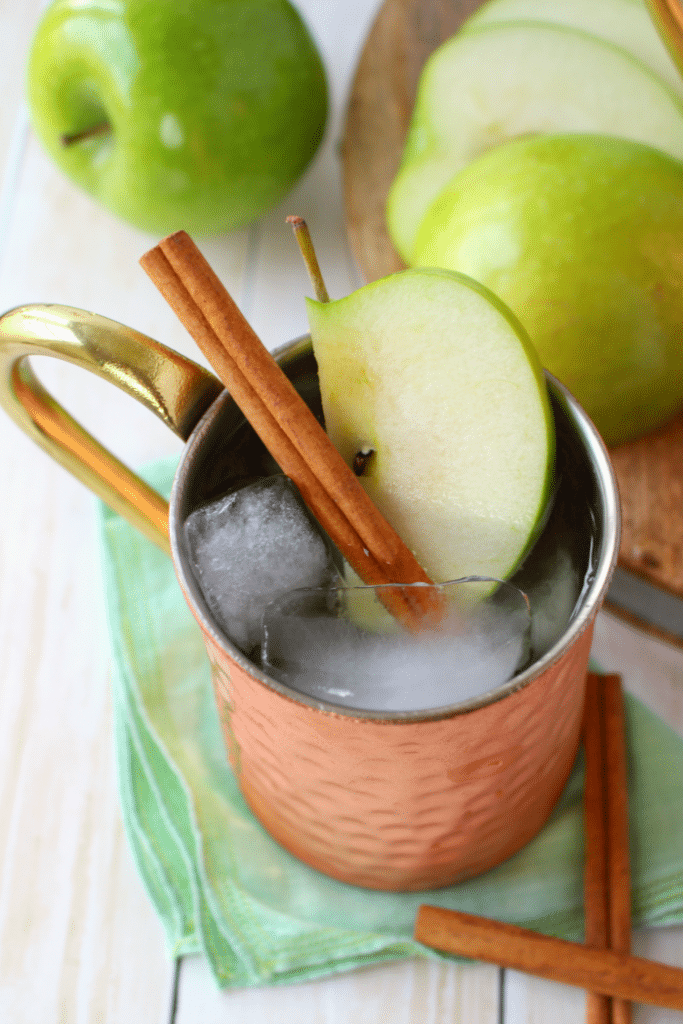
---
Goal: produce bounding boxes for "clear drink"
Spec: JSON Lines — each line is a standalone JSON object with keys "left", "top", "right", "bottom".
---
{"left": 182, "top": 363, "right": 599, "bottom": 714}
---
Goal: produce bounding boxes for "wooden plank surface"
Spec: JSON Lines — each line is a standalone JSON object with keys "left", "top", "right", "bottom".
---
{"left": 175, "top": 955, "right": 500, "bottom": 1024}
{"left": 341, "top": 0, "right": 478, "bottom": 280}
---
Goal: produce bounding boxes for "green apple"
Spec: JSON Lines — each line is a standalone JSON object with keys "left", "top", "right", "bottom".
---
{"left": 413, "top": 133, "right": 683, "bottom": 447}
{"left": 386, "top": 22, "right": 683, "bottom": 263}
{"left": 464, "top": 0, "right": 683, "bottom": 96}
{"left": 26, "top": 0, "right": 328, "bottom": 235}
{"left": 305, "top": 268, "right": 554, "bottom": 587}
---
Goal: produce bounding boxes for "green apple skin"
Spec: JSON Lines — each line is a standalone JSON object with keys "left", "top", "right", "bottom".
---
{"left": 26, "top": 0, "right": 328, "bottom": 235}
{"left": 464, "top": 0, "right": 683, "bottom": 97}
{"left": 385, "top": 22, "right": 683, "bottom": 264}
{"left": 306, "top": 268, "right": 554, "bottom": 587}
{"left": 413, "top": 133, "right": 683, "bottom": 447}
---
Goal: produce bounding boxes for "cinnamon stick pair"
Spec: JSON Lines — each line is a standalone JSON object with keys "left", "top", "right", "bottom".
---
{"left": 583, "top": 673, "right": 632, "bottom": 1024}
{"left": 415, "top": 674, "right": 671, "bottom": 1013}
{"left": 140, "top": 231, "right": 445, "bottom": 630}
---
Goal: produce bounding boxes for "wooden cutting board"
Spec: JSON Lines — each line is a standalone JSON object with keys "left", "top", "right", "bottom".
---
{"left": 340, "top": 0, "right": 683, "bottom": 640}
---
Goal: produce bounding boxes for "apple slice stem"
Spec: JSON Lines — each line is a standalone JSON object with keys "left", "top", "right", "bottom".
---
{"left": 287, "top": 215, "right": 329, "bottom": 302}
{"left": 60, "top": 121, "right": 111, "bottom": 147}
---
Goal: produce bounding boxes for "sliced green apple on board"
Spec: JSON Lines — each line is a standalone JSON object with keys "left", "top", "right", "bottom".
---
{"left": 306, "top": 269, "right": 554, "bottom": 589}
{"left": 386, "top": 22, "right": 683, "bottom": 264}
{"left": 464, "top": 0, "right": 683, "bottom": 97}
{"left": 413, "top": 133, "right": 683, "bottom": 448}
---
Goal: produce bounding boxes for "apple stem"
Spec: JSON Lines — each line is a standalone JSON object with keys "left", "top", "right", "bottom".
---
{"left": 287, "top": 215, "right": 329, "bottom": 302}
{"left": 61, "top": 122, "right": 111, "bottom": 147}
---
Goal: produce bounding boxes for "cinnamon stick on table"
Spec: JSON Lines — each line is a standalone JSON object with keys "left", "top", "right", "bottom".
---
{"left": 583, "top": 672, "right": 633, "bottom": 1024}
{"left": 583, "top": 672, "right": 612, "bottom": 1024}
{"left": 413, "top": 906, "right": 683, "bottom": 1011}
{"left": 603, "top": 675, "right": 633, "bottom": 1024}
{"left": 140, "top": 231, "right": 444, "bottom": 630}
{"left": 416, "top": 673, "right": 640, "bottom": 1016}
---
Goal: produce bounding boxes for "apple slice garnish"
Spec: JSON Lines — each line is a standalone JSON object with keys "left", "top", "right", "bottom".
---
{"left": 305, "top": 268, "right": 555, "bottom": 587}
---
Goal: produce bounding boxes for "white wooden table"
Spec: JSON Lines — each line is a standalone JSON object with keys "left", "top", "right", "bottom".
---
{"left": 1, "top": 2, "right": 682, "bottom": 1020}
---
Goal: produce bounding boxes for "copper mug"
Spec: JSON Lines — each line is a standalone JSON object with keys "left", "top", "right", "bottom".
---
{"left": 0, "top": 304, "right": 620, "bottom": 890}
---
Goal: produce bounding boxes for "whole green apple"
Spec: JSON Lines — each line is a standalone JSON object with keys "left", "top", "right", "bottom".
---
{"left": 26, "top": 0, "right": 328, "bottom": 234}
{"left": 413, "top": 133, "right": 683, "bottom": 447}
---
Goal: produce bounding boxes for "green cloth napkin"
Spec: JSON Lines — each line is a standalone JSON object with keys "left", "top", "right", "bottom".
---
{"left": 99, "top": 459, "right": 683, "bottom": 990}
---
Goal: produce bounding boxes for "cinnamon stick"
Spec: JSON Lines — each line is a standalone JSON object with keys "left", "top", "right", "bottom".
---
{"left": 583, "top": 673, "right": 612, "bottom": 1024}
{"left": 140, "top": 231, "right": 445, "bottom": 629}
{"left": 583, "top": 672, "right": 633, "bottom": 1024}
{"left": 603, "top": 674, "right": 633, "bottom": 1024}
{"left": 413, "top": 906, "right": 683, "bottom": 1011}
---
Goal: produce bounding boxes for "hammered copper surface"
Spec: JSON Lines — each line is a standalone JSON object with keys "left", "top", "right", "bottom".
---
{"left": 169, "top": 347, "right": 618, "bottom": 892}
{"left": 201, "top": 624, "right": 593, "bottom": 891}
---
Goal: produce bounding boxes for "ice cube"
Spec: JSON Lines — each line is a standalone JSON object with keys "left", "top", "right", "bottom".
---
{"left": 184, "top": 475, "right": 340, "bottom": 655}
{"left": 261, "top": 579, "right": 530, "bottom": 712}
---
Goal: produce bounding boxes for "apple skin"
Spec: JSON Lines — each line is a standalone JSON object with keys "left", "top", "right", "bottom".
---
{"left": 26, "top": 0, "right": 328, "bottom": 235}
{"left": 413, "top": 133, "right": 683, "bottom": 447}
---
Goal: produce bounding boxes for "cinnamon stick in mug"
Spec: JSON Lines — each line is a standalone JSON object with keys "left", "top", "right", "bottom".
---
{"left": 140, "top": 231, "right": 446, "bottom": 630}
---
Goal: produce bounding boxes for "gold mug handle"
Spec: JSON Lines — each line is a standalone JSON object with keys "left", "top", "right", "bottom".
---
{"left": 0, "top": 304, "right": 223, "bottom": 554}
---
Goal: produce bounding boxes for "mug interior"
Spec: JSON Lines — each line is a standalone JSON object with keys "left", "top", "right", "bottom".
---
{"left": 169, "top": 337, "right": 619, "bottom": 720}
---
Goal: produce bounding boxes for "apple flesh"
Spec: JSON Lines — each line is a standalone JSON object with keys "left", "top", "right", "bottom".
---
{"left": 386, "top": 22, "right": 683, "bottom": 263}
{"left": 464, "top": 0, "right": 683, "bottom": 97}
{"left": 306, "top": 268, "right": 554, "bottom": 587}
{"left": 26, "top": 0, "right": 328, "bottom": 235}
{"left": 413, "top": 133, "right": 683, "bottom": 447}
